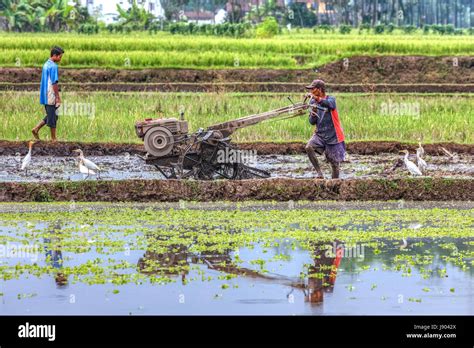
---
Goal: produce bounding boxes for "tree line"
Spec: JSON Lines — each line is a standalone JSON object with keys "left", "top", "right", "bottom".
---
{"left": 0, "top": 0, "right": 472, "bottom": 33}
{"left": 225, "top": 0, "right": 473, "bottom": 28}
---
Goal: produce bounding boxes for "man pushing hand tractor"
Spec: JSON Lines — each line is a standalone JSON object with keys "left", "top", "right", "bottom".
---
{"left": 134, "top": 78, "right": 346, "bottom": 180}
{"left": 304, "top": 79, "right": 346, "bottom": 179}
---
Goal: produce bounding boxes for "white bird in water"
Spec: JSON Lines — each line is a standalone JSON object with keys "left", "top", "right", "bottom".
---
{"left": 416, "top": 149, "right": 427, "bottom": 173}
{"left": 400, "top": 150, "right": 422, "bottom": 176}
{"left": 73, "top": 149, "right": 101, "bottom": 178}
{"left": 21, "top": 141, "right": 34, "bottom": 175}
{"left": 416, "top": 142, "right": 427, "bottom": 174}
{"left": 417, "top": 141, "right": 425, "bottom": 158}
{"left": 78, "top": 159, "right": 96, "bottom": 179}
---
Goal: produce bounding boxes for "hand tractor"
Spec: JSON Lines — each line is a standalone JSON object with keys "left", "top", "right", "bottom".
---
{"left": 135, "top": 98, "right": 311, "bottom": 180}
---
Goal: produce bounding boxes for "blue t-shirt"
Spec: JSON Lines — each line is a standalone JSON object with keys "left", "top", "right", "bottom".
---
{"left": 40, "top": 59, "right": 59, "bottom": 105}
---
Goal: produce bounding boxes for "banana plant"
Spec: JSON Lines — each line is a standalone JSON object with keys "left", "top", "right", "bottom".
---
{"left": 0, "top": 0, "right": 29, "bottom": 31}
{"left": 116, "top": 0, "right": 156, "bottom": 31}
{"left": 44, "top": 0, "right": 77, "bottom": 31}
{"left": 23, "top": 0, "right": 46, "bottom": 31}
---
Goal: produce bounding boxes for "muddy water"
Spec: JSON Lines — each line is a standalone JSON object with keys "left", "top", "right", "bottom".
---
{"left": 0, "top": 202, "right": 472, "bottom": 315}
{"left": 0, "top": 153, "right": 472, "bottom": 182}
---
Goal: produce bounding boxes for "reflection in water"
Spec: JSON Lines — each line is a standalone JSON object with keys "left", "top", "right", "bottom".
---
{"left": 304, "top": 241, "right": 343, "bottom": 304}
{"left": 137, "top": 240, "right": 189, "bottom": 283}
{"left": 0, "top": 214, "right": 470, "bottom": 315}
{"left": 43, "top": 221, "right": 68, "bottom": 287}
{"left": 137, "top": 232, "right": 347, "bottom": 305}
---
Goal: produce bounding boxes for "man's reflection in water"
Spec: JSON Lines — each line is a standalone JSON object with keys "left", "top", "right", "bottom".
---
{"left": 304, "top": 241, "right": 343, "bottom": 304}
{"left": 44, "top": 221, "right": 68, "bottom": 287}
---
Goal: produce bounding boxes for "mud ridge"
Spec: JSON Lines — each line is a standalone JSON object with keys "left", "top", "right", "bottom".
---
{"left": 0, "top": 178, "right": 471, "bottom": 202}
{"left": 1, "top": 56, "right": 472, "bottom": 86}
{"left": 2, "top": 82, "right": 472, "bottom": 93}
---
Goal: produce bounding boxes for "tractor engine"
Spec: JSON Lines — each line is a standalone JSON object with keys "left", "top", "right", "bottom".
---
{"left": 135, "top": 118, "right": 188, "bottom": 157}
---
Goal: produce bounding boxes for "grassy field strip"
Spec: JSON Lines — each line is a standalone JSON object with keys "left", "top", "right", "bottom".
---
{"left": 1, "top": 91, "right": 471, "bottom": 143}
{"left": 0, "top": 32, "right": 472, "bottom": 69}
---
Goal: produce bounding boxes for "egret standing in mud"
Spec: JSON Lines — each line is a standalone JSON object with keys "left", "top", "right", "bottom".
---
{"left": 77, "top": 159, "right": 96, "bottom": 179}
{"left": 416, "top": 141, "right": 427, "bottom": 173}
{"left": 21, "top": 141, "right": 34, "bottom": 175}
{"left": 417, "top": 142, "right": 425, "bottom": 158}
{"left": 73, "top": 149, "right": 101, "bottom": 178}
{"left": 400, "top": 150, "right": 422, "bottom": 176}
{"left": 416, "top": 146, "right": 427, "bottom": 174}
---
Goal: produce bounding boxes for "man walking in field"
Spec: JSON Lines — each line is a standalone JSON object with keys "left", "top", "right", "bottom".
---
{"left": 304, "top": 79, "right": 346, "bottom": 179}
{"left": 32, "top": 46, "right": 64, "bottom": 142}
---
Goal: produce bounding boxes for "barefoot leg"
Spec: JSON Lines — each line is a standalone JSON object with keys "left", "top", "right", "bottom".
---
{"left": 32, "top": 120, "right": 46, "bottom": 140}
{"left": 50, "top": 128, "right": 57, "bottom": 142}
{"left": 305, "top": 144, "right": 324, "bottom": 178}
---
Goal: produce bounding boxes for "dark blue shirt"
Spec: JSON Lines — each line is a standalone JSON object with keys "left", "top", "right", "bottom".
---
{"left": 308, "top": 96, "right": 345, "bottom": 145}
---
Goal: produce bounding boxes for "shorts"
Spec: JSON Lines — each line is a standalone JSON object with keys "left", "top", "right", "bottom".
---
{"left": 43, "top": 105, "right": 59, "bottom": 128}
{"left": 307, "top": 133, "right": 346, "bottom": 164}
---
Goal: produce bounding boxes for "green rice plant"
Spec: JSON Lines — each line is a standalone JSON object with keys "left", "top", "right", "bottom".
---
{"left": 0, "top": 91, "right": 472, "bottom": 144}
{"left": 0, "top": 31, "right": 471, "bottom": 69}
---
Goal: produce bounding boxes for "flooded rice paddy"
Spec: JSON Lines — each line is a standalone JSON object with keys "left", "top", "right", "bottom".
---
{"left": 0, "top": 202, "right": 472, "bottom": 315}
{"left": 0, "top": 153, "right": 472, "bottom": 182}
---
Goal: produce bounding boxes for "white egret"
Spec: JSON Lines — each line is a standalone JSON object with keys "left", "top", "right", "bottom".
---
{"left": 73, "top": 149, "right": 101, "bottom": 178}
{"left": 416, "top": 142, "right": 427, "bottom": 173}
{"left": 400, "top": 150, "right": 422, "bottom": 176}
{"left": 416, "top": 149, "right": 427, "bottom": 173}
{"left": 21, "top": 141, "right": 34, "bottom": 174}
{"left": 78, "top": 159, "right": 96, "bottom": 179}
{"left": 417, "top": 141, "right": 425, "bottom": 157}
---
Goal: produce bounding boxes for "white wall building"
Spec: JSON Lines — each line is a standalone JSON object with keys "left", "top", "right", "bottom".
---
{"left": 80, "top": 0, "right": 164, "bottom": 25}
{"left": 214, "top": 9, "right": 226, "bottom": 24}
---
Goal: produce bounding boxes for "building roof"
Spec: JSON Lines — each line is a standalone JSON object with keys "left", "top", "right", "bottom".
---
{"left": 183, "top": 10, "right": 215, "bottom": 21}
